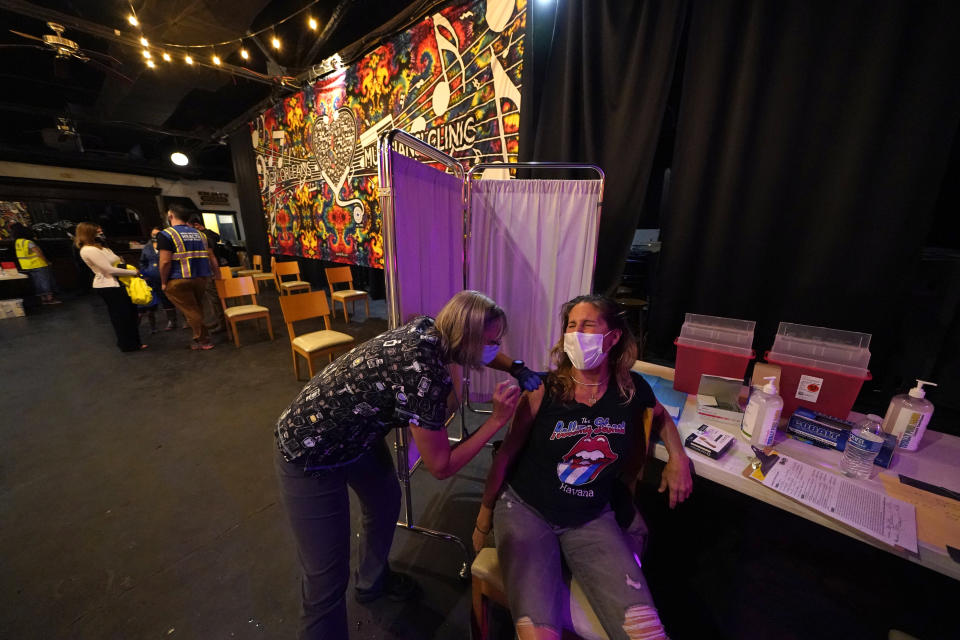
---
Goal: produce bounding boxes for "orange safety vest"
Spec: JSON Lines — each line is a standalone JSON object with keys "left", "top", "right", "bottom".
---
{"left": 15, "top": 238, "right": 48, "bottom": 270}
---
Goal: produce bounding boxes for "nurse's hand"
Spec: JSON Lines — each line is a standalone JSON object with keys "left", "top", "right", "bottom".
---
{"left": 491, "top": 381, "right": 521, "bottom": 427}
{"left": 511, "top": 364, "right": 543, "bottom": 392}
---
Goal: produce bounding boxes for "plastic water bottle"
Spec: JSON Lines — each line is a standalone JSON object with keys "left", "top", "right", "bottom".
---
{"left": 839, "top": 414, "right": 884, "bottom": 479}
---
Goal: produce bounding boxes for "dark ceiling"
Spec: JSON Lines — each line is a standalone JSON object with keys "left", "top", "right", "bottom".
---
{"left": 0, "top": 0, "right": 426, "bottom": 181}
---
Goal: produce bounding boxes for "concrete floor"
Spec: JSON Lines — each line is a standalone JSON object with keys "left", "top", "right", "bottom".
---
{"left": 3, "top": 289, "right": 958, "bottom": 639}
{"left": 0, "top": 290, "right": 495, "bottom": 639}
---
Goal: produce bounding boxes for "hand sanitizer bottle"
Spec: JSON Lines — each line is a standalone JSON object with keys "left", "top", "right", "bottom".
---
{"left": 746, "top": 377, "right": 783, "bottom": 447}
{"left": 881, "top": 380, "right": 936, "bottom": 451}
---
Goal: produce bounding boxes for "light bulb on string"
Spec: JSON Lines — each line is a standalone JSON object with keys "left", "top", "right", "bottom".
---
{"left": 146, "top": 59, "right": 155, "bottom": 68}
{"left": 184, "top": 54, "right": 193, "bottom": 65}
{"left": 308, "top": 17, "right": 318, "bottom": 30}
{"left": 140, "top": 36, "right": 148, "bottom": 47}
{"left": 127, "top": 15, "right": 138, "bottom": 27}
{"left": 212, "top": 54, "right": 221, "bottom": 65}
{"left": 272, "top": 36, "right": 281, "bottom": 50}
{"left": 240, "top": 48, "right": 249, "bottom": 60}
{"left": 142, "top": 49, "right": 151, "bottom": 59}
{"left": 162, "top": 52, "right": 171, "bottom": 62}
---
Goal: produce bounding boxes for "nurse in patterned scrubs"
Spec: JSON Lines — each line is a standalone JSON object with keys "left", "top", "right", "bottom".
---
{"left": 274, "top": 290, "right": 542, "bottom": 640}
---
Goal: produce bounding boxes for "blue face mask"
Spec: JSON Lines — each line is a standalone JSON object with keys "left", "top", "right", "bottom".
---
{"left": 481, "top": 343, "right": 500, "bottom": 365}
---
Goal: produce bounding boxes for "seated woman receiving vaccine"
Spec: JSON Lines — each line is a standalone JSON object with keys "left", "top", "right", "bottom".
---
{"left": 473, "top": 295, "right": 693, "bottom": 640}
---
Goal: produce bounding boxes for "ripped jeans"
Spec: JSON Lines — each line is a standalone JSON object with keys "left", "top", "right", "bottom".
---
{"left": 494, "top": 486, "right": 664, "bottom": 640}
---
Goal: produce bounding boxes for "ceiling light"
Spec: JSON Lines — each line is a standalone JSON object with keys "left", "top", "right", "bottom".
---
{"left": 140, "top": 36, "right": 148, "bottom": 47}
{"left": 240, "top": 48, "right": 249, "bottom": 60}
{"left": 142, "top": 49, "right": 151, "bottom": 59}
{"left": 170, "top": 152, "right": 189, "bottom": 166}
{"left": 162, "top": 52, "right": 171, "bottom": 62}
{"left": 127, "top": 15, "right": 138, "bottom": 27}
{"left": 308, "top": 17, "right": 318, "bottom": 30}
{"left": 272, "top": 36, "right": 281, "bottom": 49}
{"left": 146, "top": 59, "right": 155, "bottom": 68}
{"left": 212, "top": 54, "right": 221, "bottom": 65}
{"left": 184, "top": 55, "right": 193, "bottom": 65}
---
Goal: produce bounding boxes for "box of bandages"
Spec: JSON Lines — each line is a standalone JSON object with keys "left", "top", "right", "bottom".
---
{"left": 696, "top": 375, "right": 746, "bottom": 430}
{"left": 684, "top": 424, "right": 736, "bottom": 459}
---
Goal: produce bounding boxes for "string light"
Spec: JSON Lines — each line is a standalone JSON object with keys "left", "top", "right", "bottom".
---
{"left": 121, "top": 0, "right": 325, "bottom": 78}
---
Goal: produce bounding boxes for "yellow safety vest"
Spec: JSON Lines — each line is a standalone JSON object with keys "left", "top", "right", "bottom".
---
{"left": 15, "top": 238, "right": 48, "bottom": 270}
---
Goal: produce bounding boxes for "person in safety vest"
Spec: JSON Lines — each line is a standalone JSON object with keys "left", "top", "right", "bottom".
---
{"left": 12, "top": 223, "right": 61, "bottom": 305}
{"left": 157, "top": 204, "right": 221, "bottom": 350}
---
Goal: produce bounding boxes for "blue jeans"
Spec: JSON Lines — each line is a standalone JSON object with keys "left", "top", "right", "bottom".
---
{"left": 27, "top": 266, "right": 55, "bottom": 296}
{"left": 494, "top": 486, "right": 658, "bottom": 639}
{"left": 274, "top": 439, "right": 401, "bottom": 640}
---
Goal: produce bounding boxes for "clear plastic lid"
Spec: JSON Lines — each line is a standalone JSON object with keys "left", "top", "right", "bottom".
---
{"left": 770, "top": 322, "right": 871, "bottom": 370}
{"left": 676, "top": 336, "right": 754, "bottom": 357}
{"left": 680, "top": 313, "right": 756, "bottom": 349}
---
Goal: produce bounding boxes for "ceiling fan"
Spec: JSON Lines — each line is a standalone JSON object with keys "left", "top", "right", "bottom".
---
{"left": 4, "top": 22, "right": 131, "bottom": 82}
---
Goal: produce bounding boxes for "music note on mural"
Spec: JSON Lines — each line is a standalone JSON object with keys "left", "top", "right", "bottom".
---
{"left": 431, "top": 13, "right": 467, "bottom": 117}
{"left": 485, "top": 45, "right": 522, "bottom": 177}
{"left": 485, "top": 0, "right": 515, "bottom": 33}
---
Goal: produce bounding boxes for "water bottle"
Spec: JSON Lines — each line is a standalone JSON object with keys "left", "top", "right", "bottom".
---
{"left": 839, "top": 414, "right": 884, "bottom": 479}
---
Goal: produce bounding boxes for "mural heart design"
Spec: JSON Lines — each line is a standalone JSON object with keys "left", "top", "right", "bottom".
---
{"left": 312, "top": 107, "right": 358, "bottom": 195}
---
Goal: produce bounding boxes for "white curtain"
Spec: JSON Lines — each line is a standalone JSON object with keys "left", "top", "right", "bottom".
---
{"left": 468, "top": 179, "right": 602, "bottom": 401}
{"left": 391, "top": 151, "right": 463, "bottom": 322}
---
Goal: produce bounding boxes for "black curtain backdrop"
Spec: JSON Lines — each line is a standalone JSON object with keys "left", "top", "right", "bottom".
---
{"left": 647, "top": 0, "right": 960, "bottom": 396}
{"left": 229, "top": 127, "right": 270, "bottom": 259}
{"left": 518, "top": 0, "right": 690, "bottom": 295}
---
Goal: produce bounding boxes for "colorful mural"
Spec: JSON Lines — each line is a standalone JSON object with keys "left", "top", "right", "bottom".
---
{"left": 252, "top": 0, "right": 525, "bottom": 267}
{"left": 0, "top": 201, "right": 30, "bottom": 239}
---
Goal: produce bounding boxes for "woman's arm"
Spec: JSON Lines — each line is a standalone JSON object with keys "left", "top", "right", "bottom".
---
{"left": 651, "top": 403, "right": 693, "bottom": 508}
{"left": 472, "top": 386, "right": 541, "bottom": 551}
{"left": 82, "top": 247, "right": 138, "bottom": 277}
{"left": 409, "top": 380, "right": 520, "bottom": 481}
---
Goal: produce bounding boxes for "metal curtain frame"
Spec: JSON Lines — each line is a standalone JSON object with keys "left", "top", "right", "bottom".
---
{"left": 376, "top": 133, "right": 606, "bottom": 579}
{"left": 377, "top": 128, "right": 472, "bottom": 579}
{"left": 461, "top": 162, "right": 605, "bottom": 416}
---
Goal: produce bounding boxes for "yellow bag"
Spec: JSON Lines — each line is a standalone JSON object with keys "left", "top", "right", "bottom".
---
{"left": 117, "top": 264, "right": 154, "bottom": 306}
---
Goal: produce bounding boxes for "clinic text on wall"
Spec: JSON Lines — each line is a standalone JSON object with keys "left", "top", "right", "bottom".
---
{"left": 251, "top": 0, "right": 525, "bottom": 267}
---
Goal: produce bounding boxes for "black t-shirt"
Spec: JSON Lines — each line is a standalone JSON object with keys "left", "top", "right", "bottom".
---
{"left": 506, "top": 371, "right": 656, "bottom": 527}
{"left": 275, "top": 316, "right": 453, "bottom": 470}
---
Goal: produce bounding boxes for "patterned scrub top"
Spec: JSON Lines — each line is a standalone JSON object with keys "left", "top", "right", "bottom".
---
{"left": 275, "top": 316, "right": 453, "bottom": 470}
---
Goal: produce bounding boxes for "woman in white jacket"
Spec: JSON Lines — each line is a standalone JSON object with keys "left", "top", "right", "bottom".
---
{"left": 76, "top": 222, "right": 146, "bottom": 352}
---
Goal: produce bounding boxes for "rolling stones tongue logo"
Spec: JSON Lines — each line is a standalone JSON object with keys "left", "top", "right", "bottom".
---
{"left": 556, "top": 435, "right": 618, "bottom": 486}
{"left": 310, "top": 107, "right": 358, "bottom": 195}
